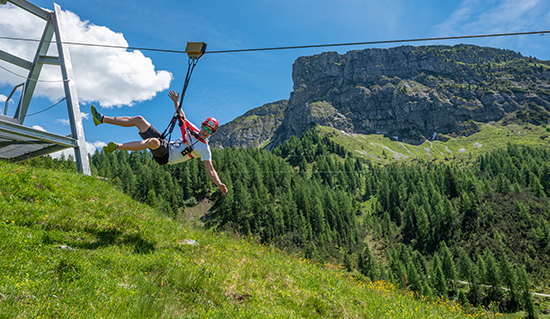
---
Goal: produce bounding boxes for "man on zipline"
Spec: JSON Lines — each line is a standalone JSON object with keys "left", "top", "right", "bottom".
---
{"left": 91, "top": 90, "right": 228, "bottom": 195}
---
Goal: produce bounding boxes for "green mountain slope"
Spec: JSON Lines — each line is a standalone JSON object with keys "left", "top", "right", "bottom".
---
{"left": 317, "top": 122, "right": 550, "bottom": 166}
{"left": 0, "top": 161, "right": 488, "bottom": 318}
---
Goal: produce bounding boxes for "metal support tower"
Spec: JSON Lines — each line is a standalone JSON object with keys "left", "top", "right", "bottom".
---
{"left": 0, "top": 0, "right": 90, "bottom": 174}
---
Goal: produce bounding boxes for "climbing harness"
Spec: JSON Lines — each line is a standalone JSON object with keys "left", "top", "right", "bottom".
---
{"left": 178, "top": 119, "right": 207, "bottom": 159}
{"left": 160, "top": 42, "right": 207, "bottom": 143}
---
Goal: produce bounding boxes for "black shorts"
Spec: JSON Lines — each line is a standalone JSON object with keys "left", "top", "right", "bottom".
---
{"left": 139, "top": 126, "right": 169, "bottom": 165}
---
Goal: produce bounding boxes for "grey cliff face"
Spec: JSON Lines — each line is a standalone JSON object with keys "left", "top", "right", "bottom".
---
{"left": 209, "top": 100, "right": 288, "bottom": 149}
{"left": 213, "top": 44, "right": 550, "bottom": 148}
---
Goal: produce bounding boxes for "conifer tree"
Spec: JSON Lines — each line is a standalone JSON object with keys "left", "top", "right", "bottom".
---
{"left": 343, "top": 252, "right": 353, "bottom": 272}
{"left": 269, "top": 201, "right": 285, "bottom": 237}
{"left": 517, "top": 266, "right": 536, "bottom": 319}
{"left": 496, "top": 173, "right": 511, "bottom": 193}
{"left": 310, "top": 197, "right": 327, "bottom": 243}
{"left": 407, "top": 262, "right": 422, "bottom": 293}
{"left": 513, "top": 182, "right": 522, "bottom": 193}
{"left": 119, "top": 162, "right": 136, "bottom": 195}
{"left": 484, "top": 249, "right": 503, "bottom": 302}
{"left": 440, "top": 242, "right": 458, "bottom": 292}
{"left": 413, "top": 251, "right": 429, "bottom": 280}
{"left": 296, "top": 210, "right": 308, "bottom": 244}
{"left": 540, "top": 165, "right": 550, "bottom": 194}
{"left": 531, "top": 174, "right": 546, "bottom": 197}
{"left": 360, "top": 243, "right": 377, "bottom": 281}
{"left": 422, "top": 280, "right": 433, "bottom": 298}
{"left": 364, "top": 175, "right": 374, "bottom": 200}
{"left": 181, "top": 166, "right": 192, "bottom": 200}
{"left": 431, "top": 254, "right": 448, "bottom": 297}
{"left": 377, "top": 179, "right": 390, "bottom": 213}
{"left": 458, "top": 290, "right": 468, "bottom": 305}
{"left": 382, "top": 211, "right": 392, "bottom": 235}
{"left": 357, "top": 252, "right": 365, "bottom": 276}
{"left": 444, "top": 166, "right": 460, "bottom": 199}
{"left": 281, "top": 190, "right": 298, "bottom": 232}
{"left": 146, "top": 189, "right": 158, "bottom": 208}
{"left": 499, "top": 250, "right": 519, "bottom": 312}
{"left": 232, "top": 180, "right": 251, "bottom": 231}
{"left": 216, "top": 177, "right": 234, "bottom": 225}
{"left": 402, "top": 198, "right": 416, "bottom": 240}
{"left": 416, "top": 206, "right": 430, "bottom": 242}
{"left": 458, "top": 250, "right": 482, "bottom": 305}
{"left": 389, "top": 179, "right": 401, "bottom": 219}
{"left": 482, "top": 179, "right": 493, "bottom": 199}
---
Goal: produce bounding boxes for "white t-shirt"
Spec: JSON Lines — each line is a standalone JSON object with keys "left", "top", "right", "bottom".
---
{"left": 167, "top": 135, "right": 212, "bottom": 164}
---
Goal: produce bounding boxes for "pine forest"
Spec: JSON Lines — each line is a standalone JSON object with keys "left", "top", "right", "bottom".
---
{"left": 26, "top": 127, "right": 550, "bottom": 317}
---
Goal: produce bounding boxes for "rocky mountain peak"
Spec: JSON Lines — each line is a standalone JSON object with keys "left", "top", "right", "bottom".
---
{"left": 211, "top": 44, "right": 550, "bottom": 148}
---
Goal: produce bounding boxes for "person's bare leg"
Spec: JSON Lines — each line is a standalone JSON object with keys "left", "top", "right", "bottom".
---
{"left": 103, "top": 115, "right": 151, "bottom": 133}
{"left": 115, "top": 137, "right": 161, "bottom": 152}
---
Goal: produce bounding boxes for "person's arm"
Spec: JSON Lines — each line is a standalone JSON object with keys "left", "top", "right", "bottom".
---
{"left": 203, "top": 160, "right": 228, "bottom": 195}
{"left": 168, "top": 90, "right": 186, "bottom": 120}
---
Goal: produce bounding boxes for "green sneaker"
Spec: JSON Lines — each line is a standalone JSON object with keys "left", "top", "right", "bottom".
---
{"left": 103, "top": 142, "right": 117, "bottom": 153}
{"left": 91, "top": 105, "right": 104, "bottom": 126}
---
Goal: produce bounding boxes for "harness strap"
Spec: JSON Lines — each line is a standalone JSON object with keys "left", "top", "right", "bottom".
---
{"left": 189, "top": 130, "right": 207, "bottom": 143}
{"left": 160, "top": 116, "right": 178, "bottom": 142}
{"left": 180, "top": 124, "right": 208, "bottom": 158}
{"left": 161, "top": 57, "right": 199, "bottom": 142}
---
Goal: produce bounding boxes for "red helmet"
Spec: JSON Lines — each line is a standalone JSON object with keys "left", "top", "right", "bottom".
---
{"left": 202, "top": 117, "right": 219, "bottom": 132}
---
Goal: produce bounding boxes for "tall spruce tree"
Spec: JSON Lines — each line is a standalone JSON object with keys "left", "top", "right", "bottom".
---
{"left": 431, "top": 254, "right": 448, "bottom": 297}
{"left": 499, "top": 250, "right": 519, "bottom": 312}
{"left": 517, "top": 266, "right": 536, "bottom": 319}
{"left": 458, "top": 249, "right": 482, "bottom": 306}
{"left": 484, "top": 249, "right": 503, "bottom": 302}
{"left": 440, "top": 242, "right": 458, "bottom": 293}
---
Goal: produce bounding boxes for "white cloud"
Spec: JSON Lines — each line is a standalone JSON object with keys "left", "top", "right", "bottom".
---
{"left": 429, "top": 0, "right": 550, "bottom": 59}
{"left": 31, "top": 125, "right": 46, "bottom": 131}
{"left": 56, "top": 119, "right": 70, "bottom": 125}
{"left": 0, "top": 3, "right": 172, "bottom": 108}
{"left": 0, "top": 94, "right": 6, "bottom": 103}
{"left": 91, "top": 140, "right": 107, "bottom": 149}
{"left": 49, "top": 140, "right": 105, "bottom": 160}
{"left": 55, "top": 116, "right": 90, "bottom": 125}
{"left": 433, "top": 0, "right": 550, "bottom": 35}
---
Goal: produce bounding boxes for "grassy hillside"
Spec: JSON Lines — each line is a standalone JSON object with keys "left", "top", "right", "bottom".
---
{"left": 0, "top": 161, "right": 491, "bottom": 318}
{"left": 319, "top": 122, "right": 550, "bottom": 166}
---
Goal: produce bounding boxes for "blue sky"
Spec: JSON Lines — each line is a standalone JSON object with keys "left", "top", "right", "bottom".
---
{"left": 1, "top": 0, "right": 550, "bottom": 157}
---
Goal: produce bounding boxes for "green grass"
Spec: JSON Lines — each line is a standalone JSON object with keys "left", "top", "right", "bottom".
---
{"left": 0, "top": 161, "right": 492, "bottom": 318}
{"left": 319, "top": 122, "right": 550, "bottom": 167}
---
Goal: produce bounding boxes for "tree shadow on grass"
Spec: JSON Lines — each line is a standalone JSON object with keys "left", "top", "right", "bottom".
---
{"left": 42, "top": 228, "right": 156, "bottom": 254}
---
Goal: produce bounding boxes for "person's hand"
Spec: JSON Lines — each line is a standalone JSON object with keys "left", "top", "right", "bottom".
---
{"left": 168, "top": 90, "right": 179, "bottom": 103}
{"left": 219, "top": 183, "right": 228, "bottom": 195}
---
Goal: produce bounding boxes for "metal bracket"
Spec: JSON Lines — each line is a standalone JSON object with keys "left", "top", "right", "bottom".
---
{"left": 4, "top": 83, "right": 24, "bottom": 116}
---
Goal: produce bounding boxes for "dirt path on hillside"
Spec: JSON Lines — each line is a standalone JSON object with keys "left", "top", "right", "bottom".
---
{"left": 456, "top": 280, "right": 550, "bottom": 299}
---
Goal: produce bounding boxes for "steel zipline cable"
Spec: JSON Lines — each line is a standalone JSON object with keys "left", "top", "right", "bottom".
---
{"left": 1, "top": 30, "right": 549, "bottom": 82}
{"left": 1, "top": 30, "right": 549, "bottom": 120}
{"left": 0, "top": 30, "right": 549, "bottom": 55}
{"left": 205, "top": 30, "right": 550, "bottom": 54}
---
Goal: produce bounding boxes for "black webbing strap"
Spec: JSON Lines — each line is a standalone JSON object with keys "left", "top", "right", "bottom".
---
{"left": 161, "top": 58, "right": 200, "bottom": 142}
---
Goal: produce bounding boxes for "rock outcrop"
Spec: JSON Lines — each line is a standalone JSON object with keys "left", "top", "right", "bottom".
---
{"left": 209, "top": 100, "right": 287, "bottom": 149}
{"left": 212, "top": 44, "right": 550, "bottom": 148}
